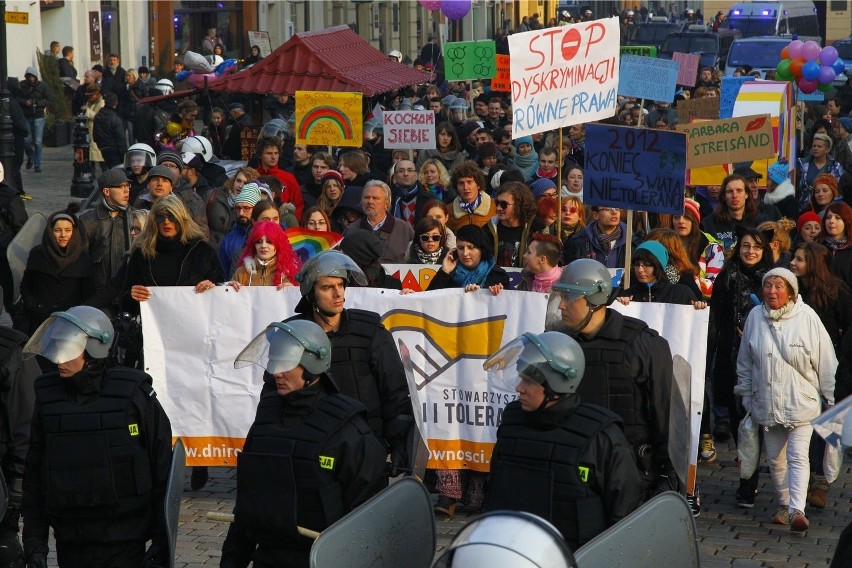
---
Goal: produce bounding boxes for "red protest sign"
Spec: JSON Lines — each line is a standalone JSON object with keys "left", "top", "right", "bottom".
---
{"left": 672, "top": 52, "right": 700, "bottom": 87}
{"left": 492, "top": 54, "right": 510, "bottom": 92}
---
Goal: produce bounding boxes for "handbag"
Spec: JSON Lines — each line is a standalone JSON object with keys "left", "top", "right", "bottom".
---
{"left": 738, "top": 410, "right": 760, "bottom": 479}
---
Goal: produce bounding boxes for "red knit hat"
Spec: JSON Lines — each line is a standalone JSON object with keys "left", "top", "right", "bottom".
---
{"left": 321, "top": 170, "right": 344, "bottom": 186}
{"left": 682, "top": 198, "right": 701, "bottom": 224}
{"left": 797, "top": 211, "right": 821, "bottom": 235}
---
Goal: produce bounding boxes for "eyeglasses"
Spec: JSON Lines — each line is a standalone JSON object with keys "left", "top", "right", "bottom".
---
{"left": 419, "top": 234, "right": 442, "bottom": 242}
{"left": 307, "top": 220, "right": 328, "bottom": 228}
{"left": 162, "top": 163, "right": 180, "bottom": 170}
{"left": 155, "top": 212, "right": 178, "bottom": 224}
{"left": 495, "top": 199, "right": 513, "bottom": 209}
{"left": 130, "top": 226, "right": 143, "bottom": 235}
{"left": 596, "top": 207, "right": 618, "bottom": 213}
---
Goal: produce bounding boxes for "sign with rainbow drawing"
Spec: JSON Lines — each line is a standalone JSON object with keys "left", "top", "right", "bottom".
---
{"left": 295, "top": 91, "right": 363, "bottom": 147}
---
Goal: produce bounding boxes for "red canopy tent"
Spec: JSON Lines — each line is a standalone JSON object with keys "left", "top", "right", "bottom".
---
{"left": 204, "top": 25, "right": 430, "bottom": 97}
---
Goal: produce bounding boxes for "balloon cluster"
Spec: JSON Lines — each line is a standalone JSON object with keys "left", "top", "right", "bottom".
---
{"left": 776, "top": 40, "right": 845, "bottom": 94}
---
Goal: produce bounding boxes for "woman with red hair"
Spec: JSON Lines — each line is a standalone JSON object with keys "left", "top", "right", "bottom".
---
{"left": 820, "top": 201, "right": 852, "bottom": 288}
{"left": 229, "top": 221, "right": 301, "bottom": 289}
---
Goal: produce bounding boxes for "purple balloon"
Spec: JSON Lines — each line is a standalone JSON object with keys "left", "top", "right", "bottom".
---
{"left": 797, "top": 77, "right": 818, "bottom": 94}
{"left": 788, "top": 40, "right": 804, "bottom": 59}
{"left": 419, "top": 0, "right": 442, "bottom": 10}
{"left": 832, "top": 58, "right": 846, "bottom": 75}
{"left": 802, "top": 41, "right": 821, "bottom": 61}
{"left": 820, "top": 46, "right": 839, "bottom": 66}
{"left": 441, "top": 0, "right": 471, "bottom": 20}
{"left": 818, "top": 65, "right": 836, "bottom": 85}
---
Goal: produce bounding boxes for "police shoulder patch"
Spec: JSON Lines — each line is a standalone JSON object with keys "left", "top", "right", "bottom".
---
{"left": 318, "top": 455, "right": 335, "bottom": 470}
{"left": 577, "top": 464, "right": 591, "bottom": 483}
{"left": 128, "top": 423, "right": 140, "bottom": 436}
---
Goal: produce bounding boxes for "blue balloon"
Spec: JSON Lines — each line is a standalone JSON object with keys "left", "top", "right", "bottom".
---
{"left": 832, "top": 58, "right": 846, "bottom": 75}
{"left": 801, "top": 60, "right": 820, "bottom": 81}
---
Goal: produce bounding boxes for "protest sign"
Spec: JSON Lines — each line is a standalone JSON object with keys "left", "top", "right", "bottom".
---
{"left": 618, "top": 55, "right": 679, "bottom": 102}
{"left": 142, "top": 287, "right": 707, "bottom": 480}
{"left": 509, "top": 17, "right": 620, "bottom": 137}
{"left": 620, "top": 45, "right": 657, "bottom": 57}
{"left": 677, "top": 114, "right": 775, "bottom": 169}
{"left": 719, "top": 76, "right": 754, "bottom": 119}
{"left": 491, "top": 54, "right": 511, "bottom": 92}
{"left": 583, "top": 123, "right": 687, "bottom": 215}
{"left": 142, "top": 287, "right": 547, "bottom": 471}
{"left": 672, "top": 52, "right": 700, "bottom": 86}
{"left": 385, "top": 264, "right": 524, "bottom": 291}
{"left": 676, "top": 96, "right": 720, "bottom": 124}
{"left": 382, "top": 111, "right": 436, "bottom": 150}
{"left": 246, "top": 31, "right": 272, "bottom": 58}
{"left": 295, "top": 91, "right": 363, "bottom": 147}
{"left": 444, "top": 40, "right": 497, "bottom": 81}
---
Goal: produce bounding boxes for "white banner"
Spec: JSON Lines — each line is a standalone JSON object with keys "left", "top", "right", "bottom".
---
{"left": 142, "top": 287, "right": 706, "bottom": 482}
{"left": 508, "top": 17, "right": 620, "bottom": 137}
{"left": 382, "top": 111, "right": 436, "bottom": 150}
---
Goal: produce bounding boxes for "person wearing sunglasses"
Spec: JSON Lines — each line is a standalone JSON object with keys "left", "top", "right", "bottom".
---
{"left": 405, "top": 217, "right": 448, "bottom": 265}
{"left": 486, "top": 181, "right": 544, "bottom": 268}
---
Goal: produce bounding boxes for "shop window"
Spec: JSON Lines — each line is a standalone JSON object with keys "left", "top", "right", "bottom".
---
{"left": 173, "top": 1, "right": 244, "bottom": 59}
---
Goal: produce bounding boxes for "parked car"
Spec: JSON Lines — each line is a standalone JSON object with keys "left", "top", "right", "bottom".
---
{"left": 724, "top": 36, "right": 789, "bottom": 78}
{"left": 659, "top": 29, "right": 742, "bottom": 70}
{"left": 626, "top": 19, "right": 681, "bottom": 53}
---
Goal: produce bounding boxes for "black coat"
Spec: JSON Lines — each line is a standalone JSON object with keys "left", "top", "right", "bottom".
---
{"left": 427, "top": 264, "right": 510, "bottom": 290}
{"left": 618, "top": 278, "right": 697, "bottom": 305}
{"left": 93, "top": 106, "right": 127, "bottom": 163}
{"left": 19, "top": 246, "right": 93, "bottom": 335}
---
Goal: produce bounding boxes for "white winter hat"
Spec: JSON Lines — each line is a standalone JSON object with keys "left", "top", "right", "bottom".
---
{"left": 762, "top": 268, "right": 798, "bottom": 298}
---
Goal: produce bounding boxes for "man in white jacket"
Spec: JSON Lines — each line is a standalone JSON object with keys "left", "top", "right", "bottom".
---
{"left": 735, "top": 267, "right": 836, "bottom": 533}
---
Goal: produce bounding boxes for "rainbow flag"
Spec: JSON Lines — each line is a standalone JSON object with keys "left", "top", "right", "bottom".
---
{"left": 285, "top": 228, "right": 343, "bottom": 263}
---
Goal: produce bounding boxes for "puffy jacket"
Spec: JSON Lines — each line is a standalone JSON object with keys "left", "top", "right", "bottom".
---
{"left": 735, "top": 298, "right": 837, "bottom": 427}
{"left": 15, "top": 71, "right": 48, "bottom": 118}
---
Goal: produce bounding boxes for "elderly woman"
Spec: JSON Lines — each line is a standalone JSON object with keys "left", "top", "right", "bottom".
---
{"left": 735, "top": 268, "right": 837, "bottom": 532}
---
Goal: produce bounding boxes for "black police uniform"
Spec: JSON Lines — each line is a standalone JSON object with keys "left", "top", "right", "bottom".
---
{"left": 285, "top": 308, "right": 413, "bottom": 472}
{"left": 22, "top": 365, "right": 173, "bottom": 568}
{"left": 220, "top": 376, "right": 388, "bottom": 568}
{"left": 571, "top": 309, "right": 677, "bottom": 495}
{"left": 484, "top": 397, "right": 642, "bottom": 549}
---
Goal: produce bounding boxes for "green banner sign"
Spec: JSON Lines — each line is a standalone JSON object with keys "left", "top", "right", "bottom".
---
{"left": 620, "top": 45, "right": 658, "bottom": 58}
{"left": 444, "top": 40, "right": 497, "bottom": 81}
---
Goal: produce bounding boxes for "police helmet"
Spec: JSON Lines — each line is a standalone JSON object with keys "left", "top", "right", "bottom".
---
{"left": 450, "top": 98, "right": 469, "bottom": 111}
{"left": 177, "top": 136, "right": 214, "bottom": 163}
{"left": 24, "top": 306, "right": 115, "bottom": 363}
{"left": 235, "top": 319, "right": 332, "bottom": 375}
{"left": 295, "top": 250, "right": 368, "bottom": 297}
{"left": 484, "top": 332, "right": 585, "bottom": 395}
{"left": 432, "top": 510, "right": 577, "bottom": 568}
{"left": 389, "top": 49, "right": 403, "bottom": 62}
{"left": 259, "top": 118, "right": 291, "bottom": 142}
{"left": 124, "top": 142, "right": 156, "bottom": 170}
{"left": 552, "top": 259, "right": 613, "bottom": 307}
{"left": 153, "top": 78, "right": 174, "bottom": 96}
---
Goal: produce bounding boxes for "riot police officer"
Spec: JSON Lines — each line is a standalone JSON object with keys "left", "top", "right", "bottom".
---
{"left": 21, "top": 306, "right": 173, "bottom": 568}
{"left": 285, "top": 251, "right": 414, "bottom": 476}
{"left": 482, "top": 332, "right": 642, "bottom": 549}
{"left": 550, "top": 259, "right": 679, "bottom": 497}
{"left": 221, "top": 319, "right": 388, "bottom": 568}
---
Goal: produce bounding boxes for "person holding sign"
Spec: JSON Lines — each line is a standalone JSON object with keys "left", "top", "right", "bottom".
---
{"left": 221, "top": 320, "right": 387, "bottom": 568}
{"left": 482, "top": 332, "right": 642, "bottom": 549}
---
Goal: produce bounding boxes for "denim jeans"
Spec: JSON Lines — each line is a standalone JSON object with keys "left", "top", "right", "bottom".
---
{"left": 24, "top": 116, "right": 44, "bottom": 168}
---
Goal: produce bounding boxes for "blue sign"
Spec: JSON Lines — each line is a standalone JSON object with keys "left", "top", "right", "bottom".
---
{"left": 617, "top": 55, "right": 680, "bottom": 102}
{"left": 583, "top": 124, "right": 687, "bottom": 215}
{"left": 719, "top": 76, "right": 754, "bottom": 119}
{"left": 796, "top": 87, "right": 825, "bottom": 102}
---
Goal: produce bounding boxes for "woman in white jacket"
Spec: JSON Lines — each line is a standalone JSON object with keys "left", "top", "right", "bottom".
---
{"left": 735, "top": 267, "right": 837, "bottom": 532}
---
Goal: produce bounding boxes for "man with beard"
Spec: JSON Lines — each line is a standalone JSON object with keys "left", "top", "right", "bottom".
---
{"left": 219, "top": 182, "right": 261, "bottom": 276}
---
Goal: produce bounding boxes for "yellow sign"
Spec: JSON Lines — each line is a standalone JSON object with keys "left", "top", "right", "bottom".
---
{"left": 295, "top": 91, "right": 363, "bottom": 147}
{"left": 5, "top": 11, "right": 29, "bottom": 24}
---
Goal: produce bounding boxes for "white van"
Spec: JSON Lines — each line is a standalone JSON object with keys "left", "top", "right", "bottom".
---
{"left": 725, "top": 1, "right": 821, "bottom": 44}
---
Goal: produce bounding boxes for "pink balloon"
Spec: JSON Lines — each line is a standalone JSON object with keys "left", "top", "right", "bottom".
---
{"left": 801, "top": 41, "right": 821, "bottom": 61}
{"left": 419, "top": 0, "right": 442, "bottom": 10}
{"left": 797, "top": 77, "right": 818, "bottom": 94}
{"left": 441, "top": 0, "right": 471, "bottom": 20}
{"left": 787, "top": 40, "right": 804, "bottom": 59}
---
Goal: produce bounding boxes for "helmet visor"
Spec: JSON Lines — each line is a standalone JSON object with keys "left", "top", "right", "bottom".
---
{"left": 124, "top": 150, "right": 153, "bottom": 170}
{"left": 234, "top": 323, "right": 306, "bottom": 375}
{"left": 483, "top": 335, "right": 533, "bottom": 391}
{"left": 297, "top": 251, "right": 368, "bottom": 293}
{"left": 23, "top": 315, "right": 88, "bottom": 364}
